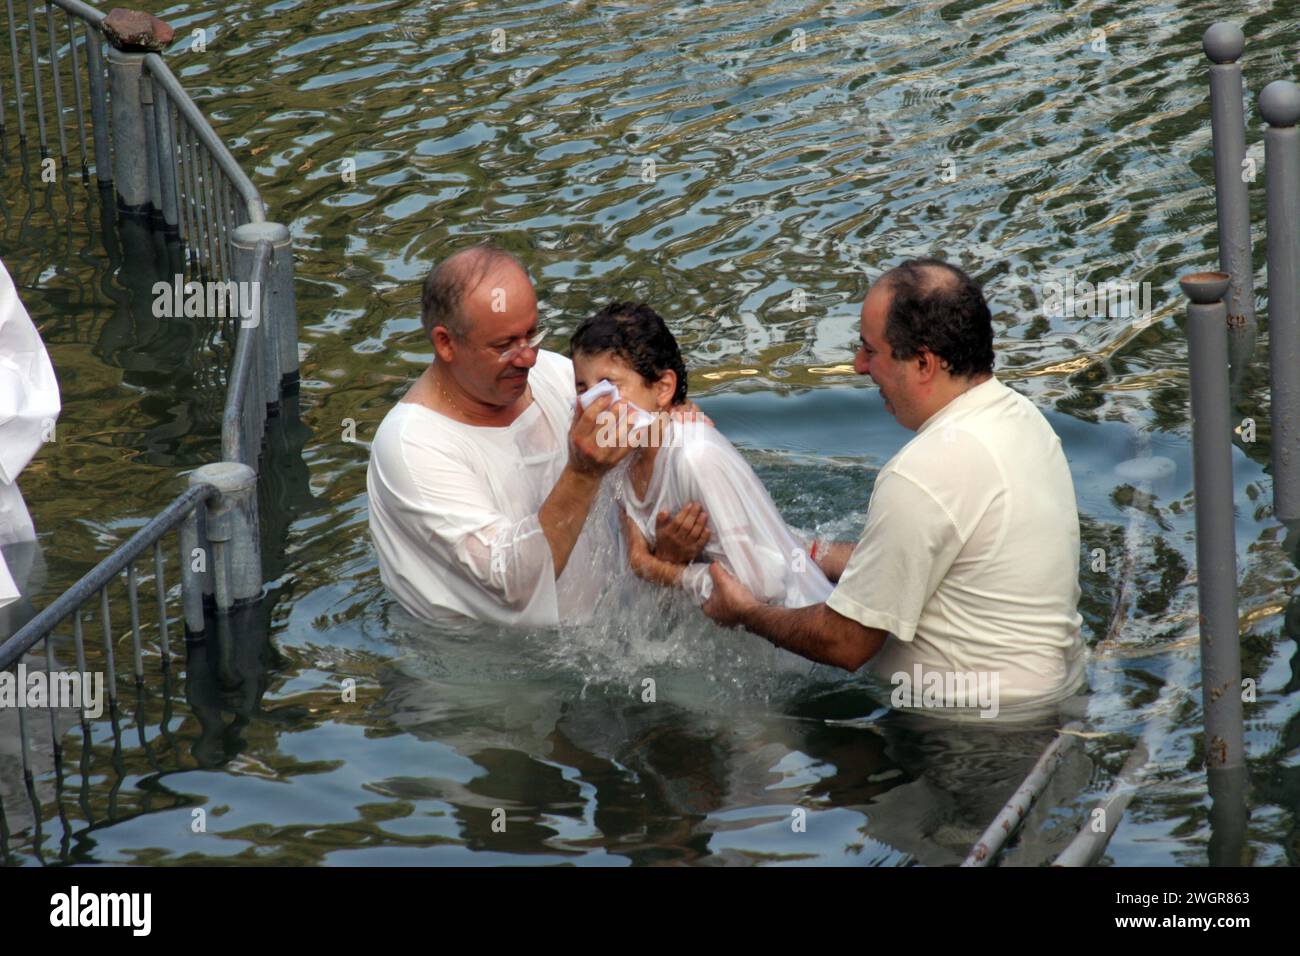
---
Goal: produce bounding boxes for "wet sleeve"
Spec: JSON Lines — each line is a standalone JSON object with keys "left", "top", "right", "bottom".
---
{"left": 0, "top": 264, "right": 60, "bottom": 486}
{"left": 680, "top": 441, "right": 802, "bottom": 606}
{"left": 826, "top": 470, "right": 964, "bottom": 641}
{"left": 0, "top": 549, "right": 17, "bottom": 609}
{"left": 397, "top": 437, "right": 557, "bottom": 617}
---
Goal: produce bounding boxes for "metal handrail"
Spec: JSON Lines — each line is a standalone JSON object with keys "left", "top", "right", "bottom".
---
{"left": 143, "top": 52, "right": 265, "bottom": 225}
{"left": 50, "top": 0, "right": 103, "bottom": 25}
{"left": 0, "top": 482, "right": 217, "bottom": 671}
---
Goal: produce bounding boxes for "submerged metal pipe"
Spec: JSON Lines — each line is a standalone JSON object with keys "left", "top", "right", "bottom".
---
{"left": 1181, "top": 270, "right": 1244, "bottom": 772}
{"left": 962, "top": 722, "right": 1082, "bottom": 866}
{"left": 1055, "top": 738, "right": 1150, "bottom": 866}
{"left": 1261, "top": 80, "right": 1300, "bottom": 521}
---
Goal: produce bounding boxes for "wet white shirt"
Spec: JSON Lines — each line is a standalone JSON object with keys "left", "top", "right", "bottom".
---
{"left": 618, "top": 418, "right": 833, "bottom": 609}
{"left": 367, "top": 349, "right": 613, "bottom": 627}
{"left": 0, "top": 259, "right": 60, "bottom": 610}
{"left": 827, "top": 376, "right": 1086, "bottom": 711}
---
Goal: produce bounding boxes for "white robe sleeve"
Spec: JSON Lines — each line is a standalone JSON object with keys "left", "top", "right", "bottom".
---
{"left": 676, "top": 436, "right": 806, "bottom": 607}
{"left": 0, "top": 550, "right": 18, "bottom": 609}
{"left": 826, "top": 469, "right": 965, "bottom": 642}
{"left": 0, "top": 257, "right": 60, "bottom": 612}
{"left": 387, "top": 431, "right": 559, "bottom": 625}
{"left": 0, "top": 259, "right": 61, "bottom": 491}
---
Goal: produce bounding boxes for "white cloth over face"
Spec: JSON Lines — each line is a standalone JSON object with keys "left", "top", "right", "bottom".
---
{"left": 618, "top": 418, "right": 833, "bottom": 609}
{"left": 367, "top": 350, "right": 614, "bottom": 628}
{"left": 0, "top": 258, "right": 60, "bottom": 610}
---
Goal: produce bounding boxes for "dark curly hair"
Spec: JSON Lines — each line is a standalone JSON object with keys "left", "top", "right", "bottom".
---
{"left": 570, "top": 302, "right": 689, "bottom": 405}
{"left": 880, "top": 259, "right": 994, "bottom": 378}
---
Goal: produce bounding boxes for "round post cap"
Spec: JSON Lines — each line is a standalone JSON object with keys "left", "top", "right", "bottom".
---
{"left": 1179, "top": 271, "right": 1231, "bottom": 304}
{"left": 1203, "top": 23, "right": 1244, "bottom": 64}
{"left": 1260, "top": 80, "right": 1300, "bottom": 127}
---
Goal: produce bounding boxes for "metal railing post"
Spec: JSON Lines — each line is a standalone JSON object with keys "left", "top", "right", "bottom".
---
{"left": 140, "top": 70, "right": 163, "bottom": 224}
{"left": 82, "top": 19, "right": 112, "bottom": 185}
{"left": 191, "top": 462, "right": 262, "bottom": 611}
{"left": 234, "top": 221, "right": 299, "bottom": 392}
{"left": 1203, "top": 23, "right": 1257, "bottom": 389}
{"left": 232, "top": 227, "right": 281, "bottom": 414}
{"left": 106, "top": 44, "right": 149, "bottom": 215}
{"left": 5, "top": 0, "right": 27, "bottom": 141}
{"left": 268, "top": 225, "right": 301, "bottom": 390}
{"left": 151, "top": 82, "right": 180, "bottom": 232}
{"left": 179, "top": 476, "right": 212, "bottom": 634}
{"left": 1261, "top": 80, "right": 1300, "bottom": 521}
{"left": 1180, "top": 270, "right": 1244, "bottom": 773}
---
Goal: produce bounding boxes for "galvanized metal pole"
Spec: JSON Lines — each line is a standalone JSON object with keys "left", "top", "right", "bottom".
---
{"left": 191, "top": 461, "right": 262, "bottom": 611}
{"left": 180, "top": 477, "right": 212, "bottom": 635}
{"left": 105, "top": 44, "right": 149, "bottom": 215}
{"left": 232, "top": 227, "right": 281, "bottom": 413}
{"left": 5, "top": 0, "right": 27, "bottom": 141}
{"left": 1203, "top": 23, "right": 1257, "bottom": 390}
{"left": 139, "top": 71, "right": 163, "bottom": 224}
{"left": 1181, "top": 270, "right": 1244, "bottom": 773}
{"left": 234, "top": 221, "right": 299, "bottom": 391}
{"left": 150, "top": 80, "right": 179, "bottom": 232}
{"left": 1261, "top": 80, "right": 1300, "bottom": 521}
{"left": 82, "top": 21, "right": 112, "bottom": 185}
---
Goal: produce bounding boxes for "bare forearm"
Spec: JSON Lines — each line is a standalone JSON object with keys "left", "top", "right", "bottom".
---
{"left": 629, "top": 550, "right": 684, "bottom": 588}
{"left": 538, "top": 465, "right": 603, "bottom": 577}
{"left": 815, "top": 541, "right": 855, "bottom": 583}
{"left": 737, "top": 601, "right": 880, "bottom": 671}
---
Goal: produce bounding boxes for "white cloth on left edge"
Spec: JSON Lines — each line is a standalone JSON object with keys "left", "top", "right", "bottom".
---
{"left": 0, "top": 258, "right": 61, "bottom": 610}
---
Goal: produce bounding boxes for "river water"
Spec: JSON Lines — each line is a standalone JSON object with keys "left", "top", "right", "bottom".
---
{"left": 2, "top": 0, "right": 1298, "bottom": 865}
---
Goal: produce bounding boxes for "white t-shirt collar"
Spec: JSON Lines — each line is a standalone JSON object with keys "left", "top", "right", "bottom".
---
{"left": 915, "top": 374, "right": 1002, "bottom": 435}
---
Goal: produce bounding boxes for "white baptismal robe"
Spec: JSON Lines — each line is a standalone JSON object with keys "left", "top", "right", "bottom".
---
{"left": 0, "top": 259, "right": 61, "bottom": 610}
{"left": 618, "top": 418, "right": 833, "bottom": 609}
{"left": 367, "top": 349, "right": 614, "bottom": 627}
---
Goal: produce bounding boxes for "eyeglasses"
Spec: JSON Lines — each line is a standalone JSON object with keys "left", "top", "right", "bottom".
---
{"left": 486, "top": 327, "right": 546, "bottom": 363}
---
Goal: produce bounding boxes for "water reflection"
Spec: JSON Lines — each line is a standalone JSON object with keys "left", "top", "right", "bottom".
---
{"left": 2, "top": 0, "right": 1300, "bottom": 865}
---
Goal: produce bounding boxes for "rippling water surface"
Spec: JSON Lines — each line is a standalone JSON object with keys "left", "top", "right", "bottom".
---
{"left": 2, "top": 0, "right": 1300, "bottom": 865}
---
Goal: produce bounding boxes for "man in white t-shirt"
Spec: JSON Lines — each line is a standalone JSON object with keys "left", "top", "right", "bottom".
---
{"left": 367, "top": 243, "right": 708, "bottom": 627}
{"left": 701, "top": 258, "right": 1086, "bottom": 716}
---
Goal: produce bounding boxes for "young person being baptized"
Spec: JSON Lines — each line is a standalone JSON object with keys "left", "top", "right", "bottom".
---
{"left": 570, "top": 301, "right": 832, "bottom": 608}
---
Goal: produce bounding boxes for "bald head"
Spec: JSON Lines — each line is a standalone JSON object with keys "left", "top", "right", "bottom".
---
{"left": 880, "top": 258, "right": 964, "bottom": 298}
{"left": 421, "top": 242, "right": 527, "bottom": 340}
